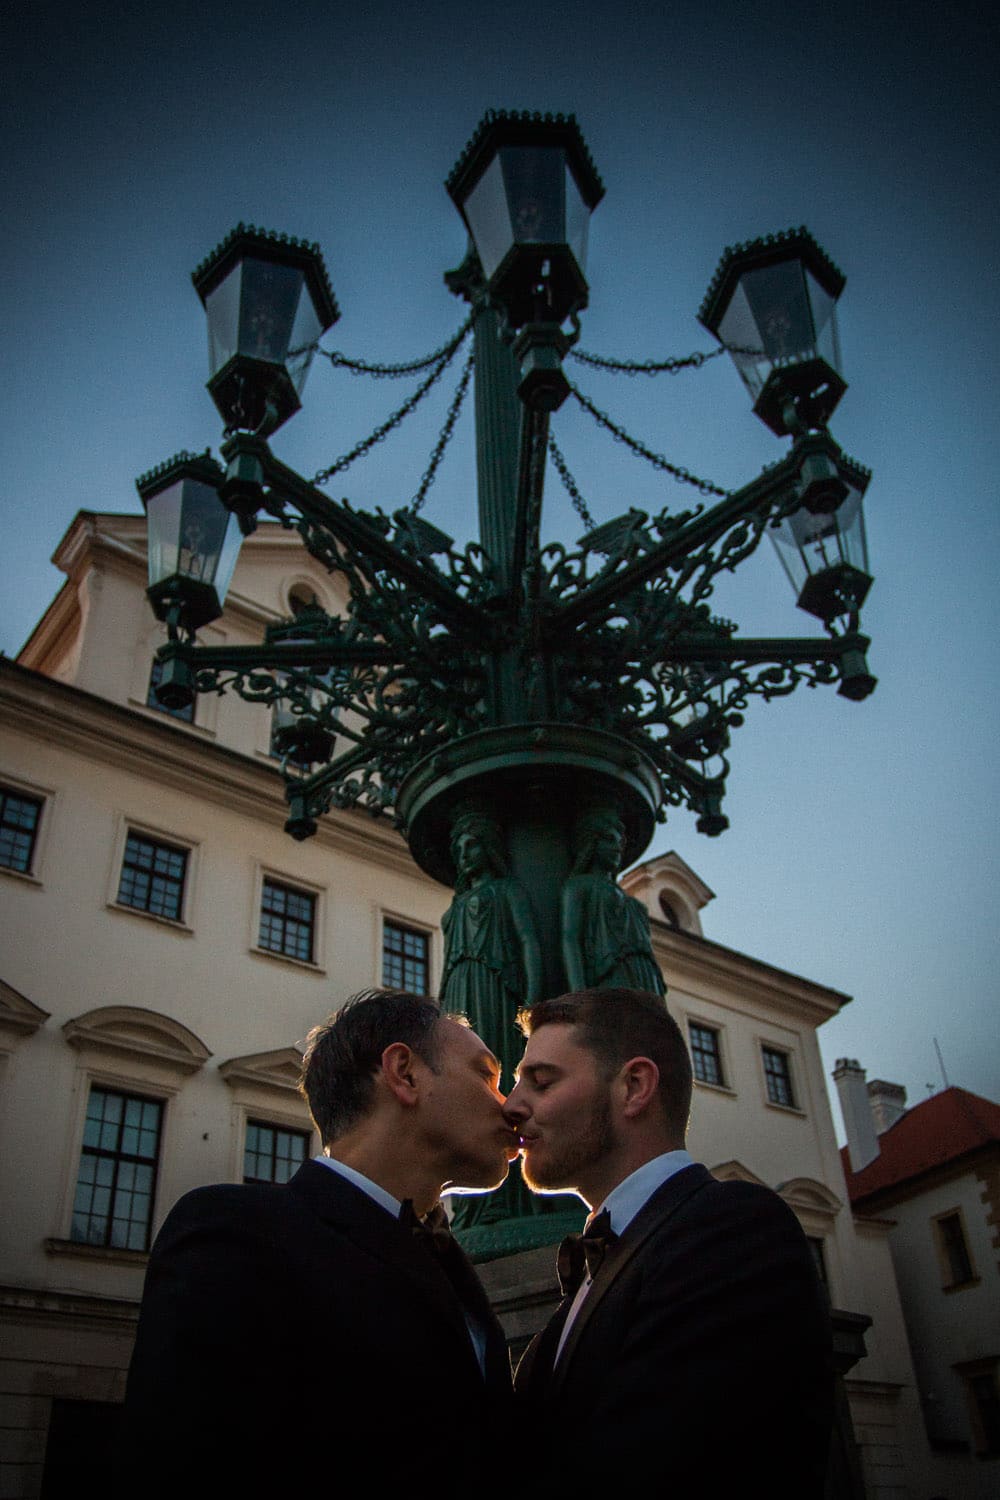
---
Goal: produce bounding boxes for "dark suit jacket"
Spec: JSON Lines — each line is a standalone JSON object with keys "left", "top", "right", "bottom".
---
{"left": 515, "top": 1164, "right": 833, "bottom": 1497}
{"left": 118, "top": 1160, "right": 511, "bottom": 1498}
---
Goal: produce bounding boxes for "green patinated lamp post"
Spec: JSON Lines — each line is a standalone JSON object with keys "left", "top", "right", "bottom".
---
{"left": 140, "top": 111, "right": 876, "bottom": 1258}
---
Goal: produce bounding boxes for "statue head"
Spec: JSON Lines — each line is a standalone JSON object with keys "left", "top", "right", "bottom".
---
{"left": 571, "top": 806, "right": 626, "bottom": 877}
{"left": 450, "top": 807, "right": 508, "bottom": 891}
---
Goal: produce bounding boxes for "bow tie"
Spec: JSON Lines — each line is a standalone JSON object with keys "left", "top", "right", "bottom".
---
{"left": 399, "top": 1199, "right": 454, "bottom": 1255}
{"left": 557, "top": 1208, "right": 618, "bottom": 1298}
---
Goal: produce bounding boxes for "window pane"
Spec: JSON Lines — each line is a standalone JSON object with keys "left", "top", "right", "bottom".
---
{"left": 382, "top": 921, "right": 429, "bottom": 996}
{"left": 938, "top": 1213, "right": 974, "bottom": 1285}
{"left": 243, "top": 1119, "right": 310, "bottom": 1184}
{"left": 0, "top": 788, "right": 43, "bottom": 873}
{"left": 258, "top": 878, "right": 315, "bottom": 963}
{"left": 70, "top": 1088, "right": 163, "bottom": 1251}
{"left": 117, "top": 832, "right": 187, "bottom": 921}
{"left": 763, "top": 1047, "right": 795, "bottom": 1108}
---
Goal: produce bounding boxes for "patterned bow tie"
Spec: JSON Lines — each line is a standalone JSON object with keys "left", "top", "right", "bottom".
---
{"left": 557, "top": 1208, "right": 618, "bottom": 1298}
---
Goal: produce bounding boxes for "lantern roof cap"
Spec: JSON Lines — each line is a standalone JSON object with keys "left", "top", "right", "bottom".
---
{"left": 191, "top": 223, "right": 339, "bottom": 329}
{"left": 446, "top": 109, "right": 605, "bottom": 211}
{"left": 698, "top": 226, "right": 845, "bottom": 332}
{"left": 135, "top": 449, "right": 224, "bottom": 499}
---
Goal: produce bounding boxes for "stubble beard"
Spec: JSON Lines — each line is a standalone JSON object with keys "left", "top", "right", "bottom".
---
{"left": 521, "top": 1088, "right": 616, "bottom": 1193}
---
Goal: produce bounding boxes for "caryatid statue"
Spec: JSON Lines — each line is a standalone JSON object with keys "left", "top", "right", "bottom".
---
{"left": 561, "top": 806, "right": 666, "bottom": 996}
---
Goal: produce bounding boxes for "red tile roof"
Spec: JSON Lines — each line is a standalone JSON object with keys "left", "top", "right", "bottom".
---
{"left": 841, "top": 1086, "right": 1000, "bottom": 1205}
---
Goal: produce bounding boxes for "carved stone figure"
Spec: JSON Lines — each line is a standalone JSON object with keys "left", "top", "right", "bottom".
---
{"left": 561, "top": 807, "right": 666, "bottom": 996}
{"left": 441, "top": 808, "right": 545, "bottom": 1228}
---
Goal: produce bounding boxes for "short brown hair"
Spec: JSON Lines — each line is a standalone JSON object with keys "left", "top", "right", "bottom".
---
{"left": 300, "top": 988, "right": 443, "bottom": 1146}
{"left": 519, "top": 987, "right": 693, "bottom": 1140}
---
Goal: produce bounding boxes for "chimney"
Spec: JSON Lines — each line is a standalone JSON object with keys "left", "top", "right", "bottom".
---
{"left": 833, "top": 1058, "right": 880, "bottom": 1173}
{"left": 868, "top": 1078, "right": 907, "bottom": 1135}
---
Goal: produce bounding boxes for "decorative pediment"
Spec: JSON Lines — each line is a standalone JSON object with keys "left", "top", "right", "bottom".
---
{"left": 0, "top": 979, "right": 50, "bottom": 1049}
{"left": 710, "top": 1159, "right": 768, "bottom": 1187}
{"left": 219, "top": 1047, "right": 305, "bottom": 1094}
{"left": 62, "top": 1006, "right": 210, "bottom": 1076}
{"left": 777, "top": 1176, "right": 843, "bottom": 1219}
{"left": 620, "top": 850, "right": 714, "bottom": 936}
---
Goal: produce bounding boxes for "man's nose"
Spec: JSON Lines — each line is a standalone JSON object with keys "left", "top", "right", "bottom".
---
{"left": 503, "top": 1084, "right": 527, "bottom": 1122}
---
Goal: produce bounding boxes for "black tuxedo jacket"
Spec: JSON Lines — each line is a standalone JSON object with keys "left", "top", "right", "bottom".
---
{"left": 118, "top": 1160, "right": 511, "bottom": 1498}
{"left": 515, "top": 1164, "right": 833, "bottom": 1497}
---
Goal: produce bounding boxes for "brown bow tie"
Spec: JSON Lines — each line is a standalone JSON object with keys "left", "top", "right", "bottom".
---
{"left": 557, "top": 1208, "right": 618, "bottom": 1298}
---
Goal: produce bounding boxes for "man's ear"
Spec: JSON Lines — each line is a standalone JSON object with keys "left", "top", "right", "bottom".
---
{"left": 381, "top": 1042, "right": 420, "bottom": 1107}
{"left": 618, "top": 1056, "right": 660, "bottom": 1119}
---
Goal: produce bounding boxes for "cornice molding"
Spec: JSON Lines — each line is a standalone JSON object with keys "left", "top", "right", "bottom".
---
{"left": 1, "top": 659, "right": 424, "bottom": 880}
{"left": 0, "top": 978, "right": 50, "bottom": 1047}
{"left": 219, "top": 1046, "right": 305, "bottom": 1094}
{"left": 652, "top": 923, "right": 849, "bottom": 1027}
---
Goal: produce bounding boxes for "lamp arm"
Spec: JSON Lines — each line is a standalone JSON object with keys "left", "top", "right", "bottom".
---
{"left": 258, "top": 450, "right": 489, "bottom": 634}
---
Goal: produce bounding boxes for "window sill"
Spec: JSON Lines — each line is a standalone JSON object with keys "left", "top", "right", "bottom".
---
{"left": 107, "top": 901, "right": 194, "bottom": 935}
{"left": 0, "top": 864, "right": 43, "bottom": 887}
{"left": 943, "top": 1275, "right": 981, "bottom": 1294}
{"left": 763, "top": 1098, "right": 807, "bottom": 1119}
{"left": 693, "top": 1078, "right": 737, "bottom": 1098}
{"left": 249, "top": 945, "right": 325, "bottom": 975}
{"left": 45, "top": 1237, "right": 150, "bottom": 1267}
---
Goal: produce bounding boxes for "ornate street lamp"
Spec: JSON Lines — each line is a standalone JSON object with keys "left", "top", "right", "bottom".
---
{"left": 143, "top": 110, "right": 877, "bottom": 1255}
{"left": 698, "top": 227, "right": 846, "bottom": 436}
{"left": 192, "top": 224, "right": 339, "bottom": 437}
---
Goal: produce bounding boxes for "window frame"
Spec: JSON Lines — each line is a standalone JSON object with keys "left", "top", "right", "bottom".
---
{"left": 250, "top": 866, "right": 325, "bottom": 971}
{"left": 382, "top": 917, "right": 432, "bottom": 996}
{"left": 0, "top": 775, "right": 54, "bottom": 883}
{"left": 933, "top": 1207, "right": 978, "bottom": 1291}
{"left": 107, "top": 817, "right": 198, "bottom": 931}
{"left": 687, "top": 1018, "right": 728, "bottom": 1091}
{"left": 69, "top": 1084, "right": 165, "bottom": 1253}
{"left": 242, "top": 1117, "right": 312, "bottom": 1185}
{"left": 759, "top": 1042, "right": 802, "bottom": 1112}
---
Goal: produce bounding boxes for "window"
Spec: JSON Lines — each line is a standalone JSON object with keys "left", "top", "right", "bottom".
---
{"left": 0, "top": 786, "right": 42, "bottom": 873}
{"left": 70, "top": 1087, "right": 163, "bottom": 1250}
{"left": 259, "top": 878, "right": 316, "bottom": 963}
{"left": 383, "top": 920, "right": 430, "bottom": 994}
{"left": 936, "top": 1211, "right": 975, "bottom": 1287}
{"left": 762, "top": 1046, "right": 796, "bottom": 1108}
{"left": 117, "top": 830, "right": 188, "bottom": 921}
{"left": 147, "top": 658, "right": 195, "bottom": 723}
{"left": 243, "top": 1120, "right": 310, "bottom": 1184}
{"left": 966, "top": 1367, "right": 1000, "bottom": 1456}
{"left": 689, "top": 1023, "right": 725, "bottom": 1087}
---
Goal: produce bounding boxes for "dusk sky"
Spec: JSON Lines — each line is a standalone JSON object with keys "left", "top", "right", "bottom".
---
{"left": 3, "top": 0, "right": 997, "bottom": 1138}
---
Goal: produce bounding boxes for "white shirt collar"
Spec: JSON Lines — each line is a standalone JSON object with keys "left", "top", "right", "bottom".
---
{"left": 312, "top": 1153, "right": 402, "bottom": 1220}
{"left": 596, "top": 1148, "right": 694, "bottom": 1236}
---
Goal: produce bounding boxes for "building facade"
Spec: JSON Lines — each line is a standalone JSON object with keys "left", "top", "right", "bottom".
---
{"left": 1, "top": 512, "right": 931, "bottom": 1496}
{"left": 837, "top": 1063, "right": 1000, "bottom": 1496}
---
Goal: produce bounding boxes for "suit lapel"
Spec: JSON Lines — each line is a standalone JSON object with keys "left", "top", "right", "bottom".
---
{"left": 548, "top": 1163, "right": 712, "bottom": 1395}
{"left": 288, "top": 1161, "right": 502, "bottom": 1382}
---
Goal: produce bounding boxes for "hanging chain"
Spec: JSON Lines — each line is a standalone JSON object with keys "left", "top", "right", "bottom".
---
{"left": 570, "top": 345, "right": 727, "bottom": 375}
{"left": 311, "top": 312, "right": 475, "bottom": 378}
{"left": 312, "top": 327, "right": 472, "bottom": 485}
{"left": 568, "top": 384, "right": 731, "bottom": 498}
{"left": 412, "top": 344, "right": 475, "bottom": 514}
{"left": 548, "top": 434, "right": 596, "bottom": 532}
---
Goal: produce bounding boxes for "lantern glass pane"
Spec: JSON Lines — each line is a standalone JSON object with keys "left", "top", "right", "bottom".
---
{"left": 499, "top": 146, "right": 566, "bottom": 246}
{"left": 717, "top": 281, "right": 769, "bottom": 399}
{"left": 742, "top": 260, "right": 816, "bottom": 366}
{"left": 464, "top": 156, "right": 513, "bottom": 279}
{"left": 805, "top": 267, "right": 842, "bottom": 374}
{"left": 237, "top": 259, "right": 307, "bottom": 365}
{"left": 564, "top": 163, "right": 590, "bottom": 273}
{"left": 770, "top": 481, "right": 869, "bottom": 589}
{"left": 146, "top": 477, "right": 241, "bottom": 599}
{"left": 205, "top": 267, "right": 242, "bottom": 378}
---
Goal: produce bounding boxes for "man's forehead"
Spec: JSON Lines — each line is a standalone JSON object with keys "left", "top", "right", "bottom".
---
{"left": 519, "top": 1023, "right": 589, "bottom": 1071}
{"left": 443, "top": 1017, "right": 499, "bottom": 1069}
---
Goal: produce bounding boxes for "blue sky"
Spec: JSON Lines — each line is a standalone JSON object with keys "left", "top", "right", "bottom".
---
{"left": 3, "top": 0, "right": 998, "bottom": 1135}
